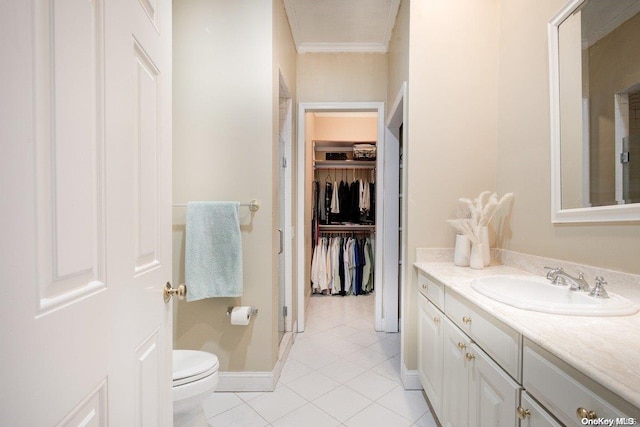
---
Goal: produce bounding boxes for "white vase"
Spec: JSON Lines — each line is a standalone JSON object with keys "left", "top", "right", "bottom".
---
{"left": 480, "top": 226, "right": 490, "bottom": 266}
{"left": 453, "top": 234, "right": 471, "bottom": 267}
{"left": 470, "top": 243, "right": 484, "bottom": 269}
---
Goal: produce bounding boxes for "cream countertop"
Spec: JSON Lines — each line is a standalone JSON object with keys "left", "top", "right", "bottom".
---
{"left": 414, "top": 261, "right": 640, "bottom": 411}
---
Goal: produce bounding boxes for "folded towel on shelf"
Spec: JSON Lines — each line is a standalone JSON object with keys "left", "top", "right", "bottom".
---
{"left": 185, "top": 201, "right": 243, "bottom": 301}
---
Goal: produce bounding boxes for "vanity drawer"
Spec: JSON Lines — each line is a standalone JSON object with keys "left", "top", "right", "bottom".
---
{"left": 523, "top": 339, "right": 639, "bottom": 426}
{"left": 445, "top": 288, "right": 521, "bottom": 380}
{"left": 418, "top": 271, "right": 445, "bottom": 310}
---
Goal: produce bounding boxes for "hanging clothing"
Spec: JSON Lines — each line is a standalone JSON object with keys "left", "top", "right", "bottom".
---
{"left": 324, "top": 181, "right": 332, "bottom": 225}
{"left": 368, "top": 182, "right": 376, "bottom": 222}
{"left": 339, "top": 181, "right": 349, "bottom": 222}
{"left": 349, "top": 180, "right": 360, "bottom": 222}
{"left": 330, "top": 181, "right": 340, "bottom": 215}
{"left": 330, "top": 237, "right": 342, "bottom": 295}
{"left": 311, "top": 235, "right": 375, "bottom": 296}
{"left": 362, "top": 238, "right": 374, "bottom": 293}
{"left": 338, "top": 241, "right": 346, "bottom": 296}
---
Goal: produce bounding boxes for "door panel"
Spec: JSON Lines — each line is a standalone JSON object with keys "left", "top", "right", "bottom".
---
{"left": 418, "top": 295, "right": 443, "bottom": 418}
{"left": 442, "top": 317, "right": 471, "bottom": 427}
{"left": 34, "top": 0, "right": 106, "bottom": 314}
{"left": 0, "top": 0, "right": 172, "bottom": 425}
{"left": 468, "top": 343, "right": 520, "bottom": 427}
{"left": 105, "top": 0, "right": 172, "bottom": 425}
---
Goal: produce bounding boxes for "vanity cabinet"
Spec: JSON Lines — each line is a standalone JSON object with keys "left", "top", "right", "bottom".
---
{"left": 418, "top": 272, "right": 521, "bottom": 427}
{"left": 523, "top": 339, "right": 638, "bottom": 426}
{"left": 446, "top": 289, "right": 521, "bottom": 381}
{"left": 441, "top": 316, "right": 471, "bottom": 427}
{"left": 416, "top": 268, "right": 640, "bottom": 427}
{"left": 418, "top": 293, "right": 443, "bottom": 416}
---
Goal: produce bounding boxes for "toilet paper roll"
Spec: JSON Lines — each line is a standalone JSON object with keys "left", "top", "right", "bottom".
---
{"left": 230, "top": 306, "right": 252, "bottom": 326}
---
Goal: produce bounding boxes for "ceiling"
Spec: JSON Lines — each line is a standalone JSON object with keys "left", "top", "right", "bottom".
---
{"left": 283, "top": 0, "right": 401, "bottom": 53}
{"left": 581, "top": 0, "right": 640, "bottom": 47}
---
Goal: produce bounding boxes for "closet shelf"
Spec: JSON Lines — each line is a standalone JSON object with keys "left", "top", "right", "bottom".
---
{"left": 314, "top": 160, "right": 376, "bottom": 169}
{"left": 319, "top": 224, "right": 376, "bottom": 232}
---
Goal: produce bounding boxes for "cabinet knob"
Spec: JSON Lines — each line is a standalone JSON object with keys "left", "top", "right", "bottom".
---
{"left": 457, "top": 342, "right": 467, "bottom": 351}
{"left": 465, "top": 352, "right": 475, "bottom": 361}
{"left": 462, "top": 316, "right": 472, "bottom": 324}
{"left": 433, "top": 317, "right": 440, "bottom": 325}
{"left": 577, "top": 407, "right": 598, "bottom": 420}
{"left": 516, "top": 406, "right": 531, "bottom": 420}
{"left": 422, "top": 283, "right": 428, "bottom": 290}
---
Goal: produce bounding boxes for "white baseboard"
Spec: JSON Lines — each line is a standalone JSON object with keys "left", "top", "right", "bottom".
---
{"left": 217, "top": 330, "right": 296, "bottom": 392}
{"left": 401, "top": 361, "right": 422, "bottom": 390}
{"left": 217, "top": 371, "right": 275, "bottom": 392}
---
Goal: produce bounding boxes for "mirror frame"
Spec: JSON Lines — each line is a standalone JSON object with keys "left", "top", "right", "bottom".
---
{"left": 549, "top": 0, "right": 640, "bottom": 222}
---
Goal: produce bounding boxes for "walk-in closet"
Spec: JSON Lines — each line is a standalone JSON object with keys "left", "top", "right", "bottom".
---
{"left": 311, "top": 139, "right": 377, "bottom": 296}
{"left": 301, "top": 108, "right": 396, "bottom": 334}
{"left": 298, "top": 103, "right": 402, "bottom": 334}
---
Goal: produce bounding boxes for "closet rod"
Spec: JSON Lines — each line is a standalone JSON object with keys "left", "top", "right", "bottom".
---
{"left": 172, "top": 199, "right": 260, "bottom": 212}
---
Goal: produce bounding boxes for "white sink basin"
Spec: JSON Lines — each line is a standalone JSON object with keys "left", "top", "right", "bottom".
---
{"left": 471, "top": 275, "right": 639, "bottom": 316}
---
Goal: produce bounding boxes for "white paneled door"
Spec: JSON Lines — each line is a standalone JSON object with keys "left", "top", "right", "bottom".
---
{"left": 0, "top": 0, "right": 172, "bottom": 425}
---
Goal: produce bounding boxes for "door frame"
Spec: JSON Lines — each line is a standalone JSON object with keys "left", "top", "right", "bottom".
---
{"left": 278, "top": 71, "right": 293, "bottom": 334}
{"left": 384, "top": 82, "right": 407, "bottom": 334}
{"left": 296, "top": 101, "right": 388, "bottom": 332}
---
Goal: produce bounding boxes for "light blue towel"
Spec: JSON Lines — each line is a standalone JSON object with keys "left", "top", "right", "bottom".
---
{"left": 185, "top": 201, "right": 243, "bottom": 301}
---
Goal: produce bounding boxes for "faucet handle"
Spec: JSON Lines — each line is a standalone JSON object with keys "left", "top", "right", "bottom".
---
{"left": 544, "top": 266, "right": 563, "bottom": 283}
{"left": 589, "top": 276, "right": 609, "bottom": 299}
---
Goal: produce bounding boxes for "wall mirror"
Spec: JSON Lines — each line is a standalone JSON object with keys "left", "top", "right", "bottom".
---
{"left": 549, "top": 0, "right": 640, "bottom": 222}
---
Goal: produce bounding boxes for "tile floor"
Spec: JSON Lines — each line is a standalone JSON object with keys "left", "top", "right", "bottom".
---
{"left": 203, "top": 294, "right": 438, "bottom": 426}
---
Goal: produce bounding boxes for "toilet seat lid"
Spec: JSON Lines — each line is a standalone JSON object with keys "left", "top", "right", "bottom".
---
{"left": 173, "top": 350, "right": 219, "bottom": 382}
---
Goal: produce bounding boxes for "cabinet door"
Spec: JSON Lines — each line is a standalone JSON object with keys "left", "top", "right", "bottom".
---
{"left": 418, "top": 294, "right": 443, "bottom": 418}
{"left": 519, "top": 392, "right": 563, "bottom": 427}
{"left": 468, "top": 343, "right": 521, "bottom": 427}
{"left": 441, "top": 317, "right": 472, "bottom": 427}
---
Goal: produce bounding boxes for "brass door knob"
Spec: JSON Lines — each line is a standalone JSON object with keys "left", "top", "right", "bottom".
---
{"left": 457, "top": 342, "right": 467, "bottom": 351}
{"left": 164, "top": 282, "right": 187, "bottom": 303}
{"left": 577, "top": 407, "right": 597, "bottom": 420}
{"left": 517, "top": 406, "right": 531, "bottom": 420}
{"left": 465, "top": 352, "right": 475, "bottom": 361}
{"left": 462, "top": 316, "right": 472, "bottom": 324}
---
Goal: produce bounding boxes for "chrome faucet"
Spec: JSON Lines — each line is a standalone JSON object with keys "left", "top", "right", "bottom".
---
{"left": 544, "top": 267, "right": 591, "bottom": 292}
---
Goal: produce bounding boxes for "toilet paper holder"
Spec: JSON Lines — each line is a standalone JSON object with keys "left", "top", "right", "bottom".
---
{"left": 226, "top": 306, "right": 259, "bottom": 316}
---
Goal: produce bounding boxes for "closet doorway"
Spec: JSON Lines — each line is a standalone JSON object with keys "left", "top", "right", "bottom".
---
{"left": 296, "top": 102, "right": 399, "bottom": 333}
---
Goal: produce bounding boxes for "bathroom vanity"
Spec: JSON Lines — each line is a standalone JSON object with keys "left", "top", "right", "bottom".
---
{"left": 415, "top": 262, "right": 640, "bottom": 426}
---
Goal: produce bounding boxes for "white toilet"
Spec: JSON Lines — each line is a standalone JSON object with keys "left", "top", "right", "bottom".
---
{"left": 173, "top": 350, "right": 220, "bottom": 427}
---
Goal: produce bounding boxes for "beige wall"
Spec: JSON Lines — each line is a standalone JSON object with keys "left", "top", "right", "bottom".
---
{"left": 588, "top": 12, "right": 640, "bottom": 206}
{"left": 403, "top": 0, "right": 500, "bottom": 370}
{"left": 297, "top": 53, "right": 388, "bottom": 103}
{"left": 172, "top": 0, "right": 296, "bottom": 373}
{"left": 496, "top": 0, "right": 640, "bottom": 275}
{"left": 313, "top": 116, "right": 378, "bottom": 141}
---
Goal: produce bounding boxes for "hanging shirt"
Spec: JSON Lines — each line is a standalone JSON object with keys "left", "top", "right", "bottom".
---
{"left": 324, "top": 182, "right": 332, "bottom": 224}
{"left": 362, "top": 238, "right": 373, "bottom": 293}
{"left": 330, "top": 181, "right": 340, "bottom": 214}
{"left": 331, "top": 237, "right": 342, "bottom": 295}
{"left": 338, "top": 239, "right": 345, "bottom": 296}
